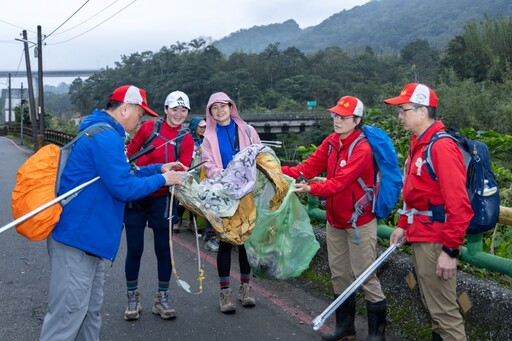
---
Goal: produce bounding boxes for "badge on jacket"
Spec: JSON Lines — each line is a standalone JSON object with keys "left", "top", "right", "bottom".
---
{"left": 340, "top": 160, "right": 347, "bottom": 167}
{"left": 415, "top": 157, "right": 423, "bottom": 176}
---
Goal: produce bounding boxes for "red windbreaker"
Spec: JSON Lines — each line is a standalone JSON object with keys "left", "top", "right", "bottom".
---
{"left": 398, "top": 121, "right": 473, "bottom": 248}
{"left": 282, "top": 130, "right": 375, "bottom": 228}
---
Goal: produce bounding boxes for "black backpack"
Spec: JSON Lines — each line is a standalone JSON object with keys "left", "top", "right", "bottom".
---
{"left": 424, "top": 127, "right": 500, "bottom": 234}
{"left": 140, "top": 118, "right": 189, "bottom": 160}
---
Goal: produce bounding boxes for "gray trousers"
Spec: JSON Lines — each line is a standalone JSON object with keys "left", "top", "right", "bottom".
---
{"left": 40, "top": 236, "right": 105, "bottom": 341}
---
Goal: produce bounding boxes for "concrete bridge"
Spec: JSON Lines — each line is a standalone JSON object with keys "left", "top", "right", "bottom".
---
{"left": 0, "top": 69, "right": 100, "bottom": 78}
{"left": 189, "top": 111, "right": 328, "bottom": 139}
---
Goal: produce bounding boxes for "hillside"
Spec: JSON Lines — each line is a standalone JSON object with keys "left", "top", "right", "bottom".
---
{"left": 214, "top": 0, "right": 512, "bottom": 54}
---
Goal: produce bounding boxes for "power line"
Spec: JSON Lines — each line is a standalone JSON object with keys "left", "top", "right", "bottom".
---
{"left": 52, "top": 0, "right": 122, "bottom": 36}
{"left": 44, "top": 0, "right": 91, "bottom": 40}
{"left": 0, "top": 18, "right": 35, "bottom": 33}
{"left": 47, "top": 0, "right": 137, "bottom": 45}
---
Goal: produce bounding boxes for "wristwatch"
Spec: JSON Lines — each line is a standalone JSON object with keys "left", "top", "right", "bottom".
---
{"left": 442, "top": 246, "right": 460, "bottom": 258}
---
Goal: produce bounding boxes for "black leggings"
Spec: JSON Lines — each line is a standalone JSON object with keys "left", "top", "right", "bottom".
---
{"left": 217, "top": 240, "right": 251, "bottom": 278}
{"left": 125, "top": 226, "right": 171, "bottom": 282}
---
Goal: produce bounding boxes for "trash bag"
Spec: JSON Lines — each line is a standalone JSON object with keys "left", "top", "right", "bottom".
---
{"left": 245, "top": 172, "right": 320, "bottom": 280}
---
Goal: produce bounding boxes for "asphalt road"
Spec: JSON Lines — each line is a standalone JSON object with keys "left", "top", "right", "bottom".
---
{"left": 0, "top": 136, "right": 404, "bottom": 341}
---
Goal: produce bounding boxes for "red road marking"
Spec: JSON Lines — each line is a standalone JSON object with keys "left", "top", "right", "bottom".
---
{"left": 173, "top": 233, "right": 330, "bottom": 334}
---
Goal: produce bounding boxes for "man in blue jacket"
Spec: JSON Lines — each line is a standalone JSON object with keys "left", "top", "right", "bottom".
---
{"left": 40, "top": 85, "right": 185, "bottom": 341}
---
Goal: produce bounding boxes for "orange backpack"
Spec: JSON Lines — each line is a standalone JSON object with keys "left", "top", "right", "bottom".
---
{"left": 11, "top": 144, "right": 63, "bottom": 240}
{"left": 11, "top": 123, "right": 110, "bottom": 241}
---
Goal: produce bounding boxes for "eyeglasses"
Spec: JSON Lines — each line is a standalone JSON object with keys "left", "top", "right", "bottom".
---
{"left": 330, "top": 112, "right": 354, "bottom": 121}
{"left": 398, "top": 106, "right": 420, "bottom": 114}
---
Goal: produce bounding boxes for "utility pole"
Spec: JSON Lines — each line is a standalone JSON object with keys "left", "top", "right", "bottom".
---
{"left": 21, "top": 29, "right": 39, "bottom": 150}
{"left": 37, "top": 25, "right": 45, "bottom": 147}
{"left": 20, "top": 83, "right": 24, "bottom": 145}
{"left": 8, "top": 73, "right": 12, "bottom": 123}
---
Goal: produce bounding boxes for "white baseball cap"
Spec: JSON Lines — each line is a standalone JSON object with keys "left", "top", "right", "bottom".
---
{"left": 164, "top": 91, "right": 190, "bottom": 110}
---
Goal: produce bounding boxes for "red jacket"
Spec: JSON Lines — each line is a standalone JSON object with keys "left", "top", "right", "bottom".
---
{"left": 282, "top": 130, "right": 375, "bottom": 228}
{"left": 127, "top": 119, "right": 194, "bottom": 196}
{"left": 398, "top": 120, "right": 473, "bottom": 248}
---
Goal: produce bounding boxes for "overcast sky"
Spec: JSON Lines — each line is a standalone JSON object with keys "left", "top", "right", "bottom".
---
{"left": 1, "top": 0, "right": 369, "bottom": 87}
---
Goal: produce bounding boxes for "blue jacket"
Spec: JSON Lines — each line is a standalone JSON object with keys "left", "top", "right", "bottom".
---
{"left": 52, "top": 109, "right": 166, "bottom": 260}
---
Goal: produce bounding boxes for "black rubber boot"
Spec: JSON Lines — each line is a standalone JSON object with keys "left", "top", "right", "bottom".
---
{"left": 321, "top": 294, "right": 356, "bottom": 341}
{"left": 432, "top": 331, "right": 442, "bottom": 341}
{"left": 366, "top": 299, "right": 387, "bottom": 341}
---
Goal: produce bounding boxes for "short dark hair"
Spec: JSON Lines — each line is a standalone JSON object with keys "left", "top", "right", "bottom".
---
{"left": 426, "top": 106, "right": 437, "bottom": 119}
{"left": 106, "top": 100, "right": 123, "bottom": 111}
{"left": 355, "top": 116, "right": 364, "bottom": 130}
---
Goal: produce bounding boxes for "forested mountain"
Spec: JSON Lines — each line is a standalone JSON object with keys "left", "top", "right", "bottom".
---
{"left": 215, "top": 0, "right": 512, "bottom": 55}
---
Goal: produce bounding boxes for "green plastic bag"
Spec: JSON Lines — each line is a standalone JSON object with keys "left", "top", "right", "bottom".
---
{"left": 245, "top": 173, "right": 320, "bottom": 280}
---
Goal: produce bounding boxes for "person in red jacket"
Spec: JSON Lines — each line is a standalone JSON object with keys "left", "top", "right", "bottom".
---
{"left": 122, "top": 90, "right": 194, "bottom": 321}
{"left": 386, "top": 83, "right": 473, "bottom": 341}
{"left": 282, "top": 96, "right": 387, "bottom": 341}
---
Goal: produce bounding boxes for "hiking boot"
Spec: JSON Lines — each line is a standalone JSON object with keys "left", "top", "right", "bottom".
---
{"left": 124, "top": 290, "right": 141, "bottom": 321}
{"left": 219, "top": 288, "right": 236, "bottom": 314}
{"left": 204, "top": 237, "right": 219, "bottom": 252}
{"left": 239, "top": 283, "right": 256, "bottom": 307}
{"left": 152, "top": 291, "right": 176, "bottom": 320}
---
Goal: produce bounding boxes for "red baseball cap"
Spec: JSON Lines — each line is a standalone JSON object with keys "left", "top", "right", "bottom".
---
{"left": 384, "top": 83, "right": 438, "bottom": 108}
{"left": 109, "top": 85, "right": 159, "bottom": 117}
{"left": 328, "top": 96, "right": 364, "bottom": 117}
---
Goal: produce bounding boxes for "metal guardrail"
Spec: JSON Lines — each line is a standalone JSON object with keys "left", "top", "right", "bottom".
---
{"left": 6, "top": 124, "right": 76, "bottom": 147}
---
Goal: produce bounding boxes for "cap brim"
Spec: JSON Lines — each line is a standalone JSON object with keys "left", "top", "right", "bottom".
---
{"left": 141, "top": 104, "right": 159, "bottom": 117}
{"left": 383, "top": 96, "right": 408, "bottom": 105}
{"left": 328, "top": 105, "right": 353, "bottom": 117}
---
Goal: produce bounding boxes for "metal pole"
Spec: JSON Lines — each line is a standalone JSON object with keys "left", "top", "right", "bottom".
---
{"left": 21, "top": 30, "right": 39, "bottom": 150}
{"left": 37, "top": 25, "right": 45, "bottom": 139}
{"left": 20, "top": 83, "right": 24, "bottom": 145}
{"left": 1, "top": 139, "right": 158, "bottom": 236}
{"left": 8, "top": 73, "right": 12, "bottom": 123}
{"left": 0, "top": 176, "right": 100, "bottom": 235}
{"left": 311, "top": 244, "right": 397, "bottom": 331}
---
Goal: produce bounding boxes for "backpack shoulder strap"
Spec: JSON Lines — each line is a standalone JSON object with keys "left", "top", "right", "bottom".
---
{"left": 141, "top": 118, "right": 164, "bottom": 150}
{"left": 347, "top": 132, "right": 366, "bottom": 160}
{"left": 424, "top": 132, "right": 457, "bottom": 181}
{"left": 173, "top": 127, "right": 190, "bottom": 160}
{"left": 57, "top": 122, "right": 113, "bottom": 201}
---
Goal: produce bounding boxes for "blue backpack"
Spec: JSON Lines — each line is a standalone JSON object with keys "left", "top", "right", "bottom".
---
{"left": 424, "top": 128, "right": 500, "bottom": 234}
{"left": 347, "top": 125, "right": 403, "bottom": 230}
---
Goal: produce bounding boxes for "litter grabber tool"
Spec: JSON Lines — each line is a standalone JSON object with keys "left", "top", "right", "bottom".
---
{"left": 168, "top": 185, "right": 205, "bottom": 294}
{"left": 186, "top": 160, "right": 206, "bottom": 173}
{"left": 1, "top": 143, "right": 157, "bottom": 236}
{"left": 311, "top": 244, "right": 398, "bottom": 331}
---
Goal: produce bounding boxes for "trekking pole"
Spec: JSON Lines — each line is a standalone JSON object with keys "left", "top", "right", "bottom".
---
{"left": 311, "top": 244, "right": 397, "bottom": 331}
{"left": 0, "top": 177, "right": 100, "bottom": 235}
{"left": 0, "top": 144, "right": 157, "bottom": 235}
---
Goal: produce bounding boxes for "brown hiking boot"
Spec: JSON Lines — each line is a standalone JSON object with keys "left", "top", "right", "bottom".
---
{"left": 239, "top": 283, "right": 256, "bottom": 307}
{"left": 219, "top": 288, "right": 236, "bottom": 314}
